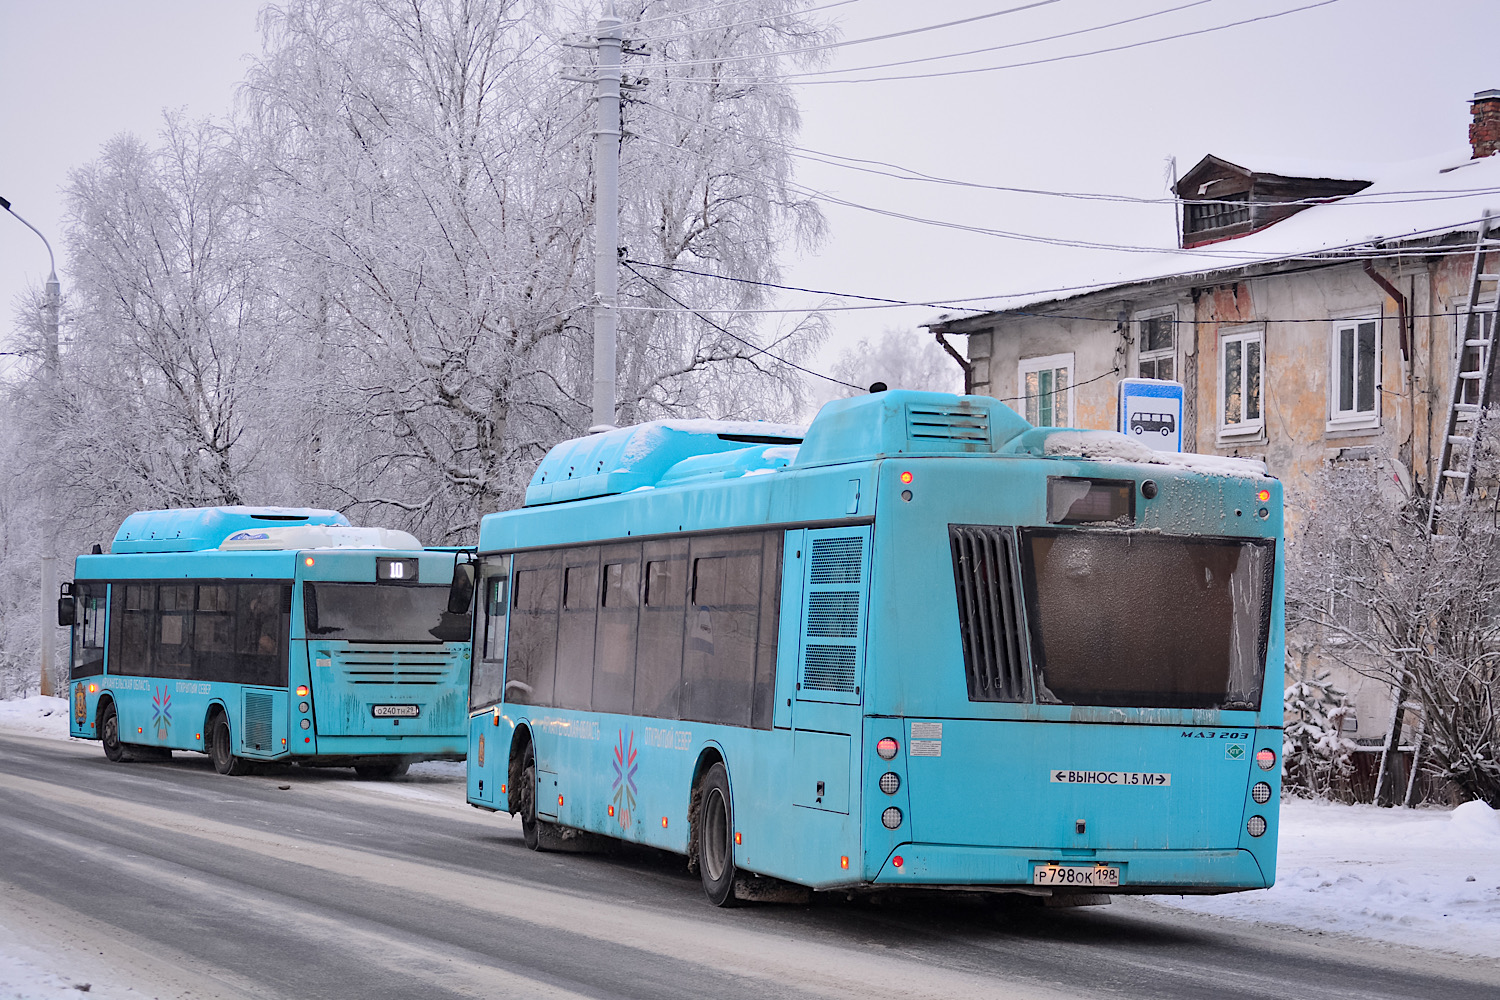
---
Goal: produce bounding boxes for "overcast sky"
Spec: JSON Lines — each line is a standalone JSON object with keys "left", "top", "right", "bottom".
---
{"left": 4, "top": 0, "right": 1500, "bottom": 385}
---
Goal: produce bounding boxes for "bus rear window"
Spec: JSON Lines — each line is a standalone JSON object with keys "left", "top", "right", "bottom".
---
{"left": 1019, "top": 529, "right": 1272, "bottom": 710}
{"left": 304, "top": 583, "right": 468, "bottom": 643}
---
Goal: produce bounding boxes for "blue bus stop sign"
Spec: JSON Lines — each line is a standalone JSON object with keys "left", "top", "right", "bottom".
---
{"left": 1117, "top": 378, "right": 1184, "bottom": 453}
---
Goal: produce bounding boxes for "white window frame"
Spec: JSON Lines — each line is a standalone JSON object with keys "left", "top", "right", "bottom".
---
{"left": 1017, "top": 352, "right": 1075, "bottom": 428}
{"left": 1217, "top": 325, "right": 1264, "bottom": 439}
{"left": 1134, "top": 307, "right": 1178, "bottom": 382}
{"left": 1327, "top": 315, "right": 1381, "bottom": 431}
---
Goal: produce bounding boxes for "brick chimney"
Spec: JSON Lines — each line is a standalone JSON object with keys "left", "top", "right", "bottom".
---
{"left": 1471, "top": 89, "right": 1500, "bottom": 158}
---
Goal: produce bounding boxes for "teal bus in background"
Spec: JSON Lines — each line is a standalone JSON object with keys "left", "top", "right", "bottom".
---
{"left": 63, "top": 506, "right": 471, "bottom": 778}
{"left": 460, "top": 391, "right": 1284, "bottom": 905}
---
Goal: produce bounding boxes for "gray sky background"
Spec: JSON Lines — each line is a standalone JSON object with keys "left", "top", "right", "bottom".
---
{"left": 4, "top": 0, "right": 1499, "bottom": 388}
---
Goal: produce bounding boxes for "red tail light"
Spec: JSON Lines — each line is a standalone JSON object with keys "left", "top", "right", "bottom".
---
{"left": 1256, "top": 749, "right": 1276, "bottom": 771}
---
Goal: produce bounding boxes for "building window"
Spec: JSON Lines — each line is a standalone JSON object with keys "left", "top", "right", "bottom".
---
{"left": 1136, "top": 310, "right": 1176, "bottom": 381}
{"left": 1329, "top": 318, "right": 1379, "bottom": 427}
{"left": 1018, "top": 353, "right": 1074, "bottom": 428}
{"left": 1184, "top": 193, "right": 1250, "bottom": 235}
{"left": 1219, "top": 327, "right": 1263, "bottom": 436}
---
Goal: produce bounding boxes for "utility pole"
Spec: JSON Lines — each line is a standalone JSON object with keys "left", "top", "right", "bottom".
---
{"left": 590, "top": 4, "right": 623, "bottom": 431}
{"left": 2, "top": 194, "right": 62, "bottom": 697}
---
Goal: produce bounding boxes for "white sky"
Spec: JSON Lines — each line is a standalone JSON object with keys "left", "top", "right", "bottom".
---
{"left": 4, "top": 0, "right": 1500, "bottom": 382}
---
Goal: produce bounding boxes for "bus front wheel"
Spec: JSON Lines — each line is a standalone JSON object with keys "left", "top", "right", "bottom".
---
{"left": 696, "top": 763, "right": 739, "bottom": 907}
{"left": 519, "top": 748, "right": 542, "bottom": 850}
{"left": 210, "top": 717, "right": 252, "bottom": 776}
{"left": 99, "top": 703, "right": 126, "bottom": 763}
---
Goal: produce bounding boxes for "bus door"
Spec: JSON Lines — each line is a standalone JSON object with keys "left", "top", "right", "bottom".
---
{"left": 785, "top": 526, "right": 871, "bottom": 816}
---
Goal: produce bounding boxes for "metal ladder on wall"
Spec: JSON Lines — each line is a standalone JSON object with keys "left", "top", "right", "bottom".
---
{"left": 1426, "top": 210, "right": 1500, "bottom": 534}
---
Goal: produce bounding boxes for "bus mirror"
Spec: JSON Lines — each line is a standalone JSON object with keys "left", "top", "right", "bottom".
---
{"left": 448, "top": 562, "right": 476, "bottom": 615}
{"left": 57, "top": 597, "right": 76, "bottom": 628}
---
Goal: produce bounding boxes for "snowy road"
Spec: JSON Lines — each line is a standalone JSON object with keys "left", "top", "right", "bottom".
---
{"left": 1, "top": 731, "right": 1497, "bottom": 1000}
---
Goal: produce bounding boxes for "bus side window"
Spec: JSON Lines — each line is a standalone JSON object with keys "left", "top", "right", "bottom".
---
{"left": 507, "top": 552, "right": 561, "bottom": 707}
{"left": 157, "top": 584, "right": 195, "bottom": 680}
{"left": 111, "top": 583, "right": 156, "bottom": 677}
{"left": 592, "top": 543, "right": 642, "bottom": 715}
{"left": 681, "top": 534, "right": 763, "bottom": 728}
{"left": 70, "top": 583, "right": 107, "bottom": 679}
{"left": 470, "top": 570, "right": 509, "bottom": 711}
{"left": 634, "top": 540, "right": 688, "bottom": 720}
{"left": 554, "top": 553, "right": 600, "bottom": 711}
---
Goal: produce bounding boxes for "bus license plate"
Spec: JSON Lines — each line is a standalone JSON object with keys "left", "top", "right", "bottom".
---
{"left": 1032, "top": 864, "right": 1120, "bottom": 887}
{"left": 372, "top": 704, "right": 420, "bottom": 718}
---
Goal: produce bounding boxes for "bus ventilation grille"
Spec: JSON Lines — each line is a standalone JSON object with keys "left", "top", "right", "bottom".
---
{"left": 337, "top": 648, "right": 450, "bottom": 684}
{"left": 906, "top": 406, "right": 991, "bottom": 446}
{"left": 803, "top": 646, "right": 858, "bottom": 692}
{"left": 244, "top": 691, "right": 273, "bottom": 752}
{"left": 808, "top": 538, "right": 862, "bottom": 584}
{"left": 949, "top": 525, "right": 1027, "bottom": 702}
{"left": 806, "top": 592, "right": 860, "bottom": 637}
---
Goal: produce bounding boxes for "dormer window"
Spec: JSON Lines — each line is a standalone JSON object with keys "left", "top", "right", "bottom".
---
{"left": 1184, "top": 193, "right": 1249, "bottom": 237}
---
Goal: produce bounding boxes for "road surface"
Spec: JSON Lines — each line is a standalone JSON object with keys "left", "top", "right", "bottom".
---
{"left": 2, "top": 731, "right": 1494, "bottom": 1000}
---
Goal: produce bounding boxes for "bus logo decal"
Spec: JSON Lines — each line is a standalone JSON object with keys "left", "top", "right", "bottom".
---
{"left": 1225, "top": 743, "right": 1246, "bottom": 760}
{"left": 74, "top": 683, "right": 86, "bottom": 725}
{"left": 151, "top": 686, "right": 172, "bottom": 740}
{"left": 1050, "top": 770, "right": 1171, "bottom": 786}
{"left": 611, "top": 729, "right": 638, "bottom": 831}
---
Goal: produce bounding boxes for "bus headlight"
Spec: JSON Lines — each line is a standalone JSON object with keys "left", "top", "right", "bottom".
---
{"left": 879, "top": 772, "right": 901, "bottom": 795}
{"left": 882, "top": 807, "right": 903, "bottom": 830}
{"left": 1251, "top": 781, "right": 1272, "bottom": 804}
{"left": 1246, "top": 815, "right": 1267, "bottom": 837}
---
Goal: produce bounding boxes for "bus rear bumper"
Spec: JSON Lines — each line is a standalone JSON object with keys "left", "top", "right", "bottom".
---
{"left": 870, "top": 845, "right": 1269, "bottom": 893}
{"left": 291, "top": 735, "right": 466, "bottom": 763}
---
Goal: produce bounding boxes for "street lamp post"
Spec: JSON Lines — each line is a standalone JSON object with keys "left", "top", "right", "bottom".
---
{"left": 2, "top": 194, "right": 62, "bottom": 697}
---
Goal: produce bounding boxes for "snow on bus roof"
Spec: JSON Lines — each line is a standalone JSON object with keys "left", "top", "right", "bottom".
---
{"left": 947, "top": 148, "right": 1500, "bottom": 315}
{"left": 617, "top": 419, "right": 806, "bottom": 463}
{"left": 1034, "top": 429, "right": 1268, "bottom": 478}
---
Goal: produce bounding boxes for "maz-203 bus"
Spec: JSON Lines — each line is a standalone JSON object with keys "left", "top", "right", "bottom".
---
{"left": 63, "top": 506, "right": 472, "bottom": 778}
{"left": 459, "top": 391, "right": 1284, "bottom": 905}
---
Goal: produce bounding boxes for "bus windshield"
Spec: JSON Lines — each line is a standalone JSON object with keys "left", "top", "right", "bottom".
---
{"left": 1019, "top": 530, "right": 1273, "bottom": 710}
{"left": 305, "top": 583, "right": 469, "bottom": 643}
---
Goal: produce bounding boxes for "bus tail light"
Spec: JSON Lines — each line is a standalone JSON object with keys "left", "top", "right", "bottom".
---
{"left": 876, "top": 737, "right": 899, "bottom": 760}
{"left": 1252, "top": 781, "right": 1272, "bottom": 804}
{"left": 879, "top": 772, "right": 900, "bottom": 794}
{"left": 840, "top": 856, "right": 849, "bottom": 870}
{"left": 1256, "top": 749, "right": 1276, "bottom": 771}
{"left": 296, "top": 685, "right": 308, "bottom": 697}
{"left": 893, "top": 855, "right": 904, "bottom": 868}
{"left": 1246, "top": 815, "right": 1268, "bottom": 837}
{"left": 735, "top": 832, "right": 742, "bottom": 845}
{"left": 882, "top": 807, "right": 903, "bottom": 830}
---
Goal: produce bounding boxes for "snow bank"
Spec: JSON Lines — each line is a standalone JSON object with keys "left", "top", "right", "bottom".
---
{"left": 0, "top": 696, "right": 72, "bottom": 740}
{"left": 1158, "top": 798, "right": 1500, "bottom": 958}
{"left": 1041, "top": 430, "right": 1268, "bottom": 477}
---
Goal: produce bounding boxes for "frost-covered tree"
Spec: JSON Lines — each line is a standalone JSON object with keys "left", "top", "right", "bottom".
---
{"left": 1282, "top": 667, "right": 1357, "bottom": 799}
{"left": 1291, "top": 452, "right": 1500, "bottom": 807}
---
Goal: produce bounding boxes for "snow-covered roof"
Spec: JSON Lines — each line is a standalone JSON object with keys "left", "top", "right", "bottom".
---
{"left": 961, "top": 148, "right": 1500, "bottom": 315}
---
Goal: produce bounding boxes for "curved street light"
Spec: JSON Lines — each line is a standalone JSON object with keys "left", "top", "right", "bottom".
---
{"left": 1, "top": 194, "right": 62, "bottom": 697}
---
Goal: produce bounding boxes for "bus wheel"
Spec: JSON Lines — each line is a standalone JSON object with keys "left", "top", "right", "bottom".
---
{"left": 519, "top": 748, "right": 542, "bottom": 851}
{"left": 354, "top": 762, "right": 409, "bottom": 780}
{"left": 696, "top": 763, "right": 739, "bottom": 907}
{"left": 99, "top": 703, "right": 126, "bottom": 763}
{"left": 209, "top": 717, "right": 252, "bottom": 776}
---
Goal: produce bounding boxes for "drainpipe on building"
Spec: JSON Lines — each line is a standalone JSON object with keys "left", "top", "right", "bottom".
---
{"left": 933, "top": 330, "right": 973, "bottom": 395}
{"left": 1363, "top": 263, "right": 1417, "bottom": 478}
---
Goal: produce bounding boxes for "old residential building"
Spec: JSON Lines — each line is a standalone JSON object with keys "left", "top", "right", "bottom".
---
{"left": 929, "top": 90, "right": 1500, "bottom": 754}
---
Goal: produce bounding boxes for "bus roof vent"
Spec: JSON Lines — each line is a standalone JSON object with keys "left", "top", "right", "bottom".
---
{"left": 525, "top": 419, "right": 805, "bottom": 506}
{"left": 111, "top": 506, "right": 350, "bottom": 554}
{"left": 906, "top": 405, "right": 991, "bottom": 447}
{"left": 791, "top": 391, "right": 1028, "bottom": 469}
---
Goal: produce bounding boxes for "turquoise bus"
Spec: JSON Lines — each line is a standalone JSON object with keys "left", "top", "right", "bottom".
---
{"left": 460, "top": 393, "right": 1284, "bottom": 905}
{"left": 63, "top": 506, "right": 472, "bottom": 778}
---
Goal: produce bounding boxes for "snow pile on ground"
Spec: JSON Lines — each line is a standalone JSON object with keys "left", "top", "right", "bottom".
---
{"left": 0, "top": 696, "right": 72, "bottom": 740}
{"left": 1158, "top": 797, "right": 1500, "bottom": 958}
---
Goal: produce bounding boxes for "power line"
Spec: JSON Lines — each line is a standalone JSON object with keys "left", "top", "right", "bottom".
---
{"left": 662, "top": 0, "right": 1342, "bottom": 85}
{"left": 620, "top": 260, "right": 862, "bottom": 389}
{"left": 626, "top": 0, "right": 862, "bottom": 43}
{"left": 997, "top": 367, "right": 1122, "bottom": 404}
{"left": 636, "top": 0, "right": 1064, "bottom": 69}
{"left": 634, "top": 100, "right": 1500, "bottom": 211}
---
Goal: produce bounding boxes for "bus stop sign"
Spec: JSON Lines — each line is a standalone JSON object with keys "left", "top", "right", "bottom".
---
{"left": 1118, "top": 378, "right": 1184, "bottom": 453}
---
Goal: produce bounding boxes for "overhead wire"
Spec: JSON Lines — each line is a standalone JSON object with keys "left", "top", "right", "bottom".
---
{"left": 624, "top": 0, "right": 862, "bottom": 43}
{"left": 658, "top": 0, "right": 1343, "bottom": 84}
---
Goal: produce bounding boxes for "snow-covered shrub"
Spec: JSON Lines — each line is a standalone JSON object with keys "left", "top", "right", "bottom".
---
{"left": 1282, "top": 669, "right": 1357, "bottom": 799}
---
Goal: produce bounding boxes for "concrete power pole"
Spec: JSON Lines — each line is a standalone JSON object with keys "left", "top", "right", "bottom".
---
{"left": 590, "top": 5, "right": 623, "bottom": 431}
{"left": 1, "top": 195, "right": 62, "bottom": 697}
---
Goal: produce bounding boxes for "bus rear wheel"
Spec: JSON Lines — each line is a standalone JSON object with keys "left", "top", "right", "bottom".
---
{"left": 519, "top": 749, "right": 542, "bottom": 850}
{"left": 354, "top": 762, "right": 409, "bottom": 780}
{"left": 99, "top": 703, "right": 125, "bottom": 763}
{"left": 696, "top": 763, "right": 739, "bottom": 907}
{"left": 209, "top": 717, "right": 252, "bottom": 776}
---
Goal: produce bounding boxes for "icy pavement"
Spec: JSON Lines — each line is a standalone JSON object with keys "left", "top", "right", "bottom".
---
{"left": 4, "top": 698, "right": 1499, "bottom": 958}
